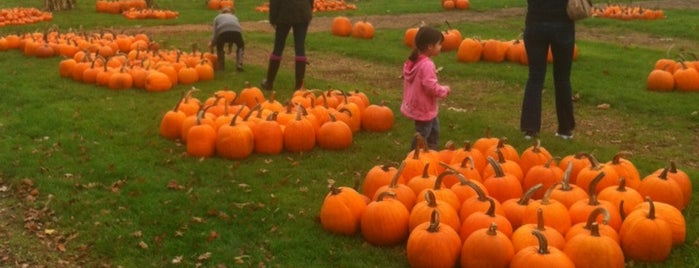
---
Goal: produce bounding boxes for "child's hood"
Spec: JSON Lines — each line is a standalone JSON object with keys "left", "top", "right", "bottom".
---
{"left": 402, "top": 55, "right": 428, "bottom": 83}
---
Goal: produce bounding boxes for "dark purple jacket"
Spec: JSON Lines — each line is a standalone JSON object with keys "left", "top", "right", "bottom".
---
{"left": 269, "top": 0, "right": 314, "bottom": 26}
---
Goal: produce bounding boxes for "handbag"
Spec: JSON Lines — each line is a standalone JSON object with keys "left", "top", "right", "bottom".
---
{"left": 567, "top": 0, "right": 593, "bottom": 21}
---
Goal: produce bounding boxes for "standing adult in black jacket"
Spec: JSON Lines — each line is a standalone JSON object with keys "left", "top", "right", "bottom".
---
{"left": 260, "top": 0, "right": 314, "bottom": 91}
{"left": 520, "top": 0, "right": 576, "bottom": 140}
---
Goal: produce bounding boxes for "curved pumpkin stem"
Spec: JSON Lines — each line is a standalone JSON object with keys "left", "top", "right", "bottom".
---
{"left": 532, "top": 230, "right": 550, "bottom": 255}
{"left": 657, "top": 167, "right": 670, "bottom": 181}
{"left": 427, "top": 210, "right": 441, "bottom": 233}
{"left": 559, "top": 161, "right": 574, "bottom": 191}
{"left": 611, "top": 151, "right": 632, "bottom": 165}
{"left": 586, "top": 172, "right": 605, "bottom": 206}
{"left": 387, "top": 161, "right": 407, "bottom": 189}
{"left": 541, "top": 183, "right": 560, "bottom": 206}
{"left": 486, "top": 156, "right": 506, "bottom": 178}
{"left": 486, "top": 222, "right": 499, "bottom": 236}
{"left": 484, "top": 197, "right": 497, "bottom": 217}
{"left": 424, "top": 190, "right": 438, "bottom": 208}
{"left": 644, "top": 196, "right": 657, "bottom": 220}
{"left": 584, "top": 207, "right": 610, "bottom": 235}
{"left": 615, "top": 177, "right": 629, "bottom": 192}
{"left": 518, "top": 183, "right": 543, "bottom": 206}
{"left": 434, "top": 170, "right": 454, "bottom": 190}
{"left": 463, "top": 179, "right": 489, "bottom": 202}
{"left": 535, "top": 208, "right": 547, "bottom": 231}
{"left": 580, "top": 152, "right": 602, "bottom": 171}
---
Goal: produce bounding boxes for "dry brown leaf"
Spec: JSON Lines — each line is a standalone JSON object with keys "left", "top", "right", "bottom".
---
{"left": 171, "top": 255, "right": 184, "bottom": 264}
{"left": 191, "top": 217, "right": 204, "bottom": 223}
{"left": 56, "top": 243, "right": 66, "bottom": 252}
{"left": 138, "top": 241, "right": 148, "bottom": 249}
{"left": 197, "top": 252, "right": 212, "bottom": 260}
{"left": 207, "top": 231, "right": 219, "bottom": 242}
{"left": 132, "top": 230, "right": 143, "bottom": 237}
{"left": 597, "top": 103, "right": 611, "bottom": 109}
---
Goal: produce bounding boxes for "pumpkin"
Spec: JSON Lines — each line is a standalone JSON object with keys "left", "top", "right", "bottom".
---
{"left": 440, "top": 158, "right": 482, "bottom": 188}
{"left": 215, "top": 108, "right": 254, "bottom": 160}
{"left": 454, "top": 0, "right": 470, "bottom": 9}
{"left": 549, "top": 162, "right": 589, "bottom": 208}
{"left": 107, "top": 64, "right": 133, "bottom": 90}
{"left": 472, "top": 127, "right": 500, "bottom": 155}
{"left": 511, "top": 208, "right": 566, "bottom": 253}
{"left": 510, "top": 230, "right": 575, "bottom": 268}
{"left": 620, "top": 197, "right": 673, "bottom": 262}
{"left": 575, "top": 153, "right": 620, "bottom": 195}
{"left": 415, "top": 171, "right": 461, "bottom": 212}
{"left": 362, "top": 163, "right": 401, "bottom": 200}
{"left": 406, "top": 163, "right": 442, "bottom": 196}
{"left": 598, "top": 177, "right": 643, "bottom": 216}
{"left": 605, "top": 151, "right": 641, "bottom": 189}
{"left": 460, "top": 223, "right": 514, "bottom": 268}
{"left": 501, "top": 183, "right": 543, "bottom": 230}
{"left": 446, "top": 168, "right": 488, "bottom": 203}
{"left": 564, "top": 222, "right": 625, "bottom": 268}
{"left": 373, "top": 161, "right": 416, "bottom": 211}
{"left": 646, "top": 68, "right": 675, "bottom": 91}
{"left": 519, "top": 139, "right": 554, "bottom": 177}
{"left": 185, "top": 109, "right": 217, "bottom": 157}
{"left": 403, "top": 26, "right": 419, "bottom": 48}
{"left": 483, "top": 137, "right": 520, "bottom": 163}
{"left": 331, "top": 16, "right": 352, "bottom": 37}
{"left": 521, "top": 183, "right": 572, "bottom": 235}
{"left": 456, "top": 37, "right": 482, "bottom": 63}
{"left": 651, "top": 161, "right": 692, "bottom": 209}
{"left": 481, "top": 149, "right": 524, "bottom": 183}
{"left": 158, "top": 92, "right": 187, "bottom": 140}
{"left": 351, "top": 18, "right": 374, "bottom": 39}
{"left": 557, "top": 152, "right": 590, "bottom": 184}
{"left": 565, "top": 207, "right": 619, "bottom": 244}
{"left": 406, "top": 210, "right": 462, "bottom": 268}
{"left": 360, "top": 102, "right": 394, "bottom": 132}
{"left": 631, "top": 198, "right": 686, "bottom": 246}
{"left": 409, "top": 190, "right": 460, "bottom": 233}
{"left": 673, "top": 61, "right": 699, "bottom": 92}
{"left": 283, "top": 105, "right": 316, "bottom": 153}
{"left": 449, "top": 140, "right": 486, "bottom": 174}
{"left": 440, "top": 22, "right": 462, "bottom": 52}
{"left": 568, "top": 172, "right": 623, "bottom": 231}
{"left": 459, "top": 197, "right": 513, "bottom": 241}
{"left": 638, "top": 167, "right": 684, "bottom": 210}
{"left": 144, "top": 70, "right": 173, "bottom": 92}
{"left": 522, "top": 158, "right": 563, "bottom": 200}
{"left": 442, "top": 0, "right": 455, "bottom": 10}
{"left": 481, "top": 39, "right": 509, "bottom": 62}
{"left": 459, "top": 179, "right": 504, "bottom": 222}
{"left": 319, "top": 184, "right": 367, "bottom": 235}
{"left": 317, "top": 113, "right": 353, "bottom": 150}
{"left": 360, "top": 191, "right": 410, "bottom": 246}
{"left": 481, "top": 156, "right": 523, "bottom": 203}
{"left": 506, "top": 39, "right": 528, "bottom": 65}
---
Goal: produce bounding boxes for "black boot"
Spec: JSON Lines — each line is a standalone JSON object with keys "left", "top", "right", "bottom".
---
{"left": 235, "top": 48, "right": 244, "bottom": 72}
{"left": 261, "top": 54, "right": 281, "bottom": 90}
{"left": 294, "top": 56, "right": 307, "bottom": 90}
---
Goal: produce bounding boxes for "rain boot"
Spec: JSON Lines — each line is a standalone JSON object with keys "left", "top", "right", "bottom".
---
{"left": 260, "top": 54, "right": 281, "bottom": 90}
{"left": 235, "top": 48, "right": 244, "bottom": 72}
{"left": 294, "top": 56, "right": 307, "bottom": 90}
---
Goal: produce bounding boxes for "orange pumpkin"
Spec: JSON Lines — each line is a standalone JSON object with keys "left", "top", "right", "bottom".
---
{"left": 331, "top": 16, "right": 352, "bottom": 37}
{"left": 510, "top": 230, "right": 575, "bottom": 268}
{"left": 361, "top": 191, "right": 410, "bottom": 246}
{"left": 460, "top": 223, "right": 514, "bottom": 268}
{"left": 407, "top": 210, "right": 462, "bottom": 268}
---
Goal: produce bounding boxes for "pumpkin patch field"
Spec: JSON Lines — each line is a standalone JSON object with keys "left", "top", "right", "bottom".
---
{"left": 0, "top": 0, "right": 698, "bottom": 266}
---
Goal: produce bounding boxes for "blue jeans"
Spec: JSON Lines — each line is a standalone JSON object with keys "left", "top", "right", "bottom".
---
{"left": 272, "top": 23, "right": 309, "bottom": 57}
{"left": 520, "top": 21, "right": 576, "bottom": 135}
{"left": 412, "top": 118, "right": 440, "bottom": 150}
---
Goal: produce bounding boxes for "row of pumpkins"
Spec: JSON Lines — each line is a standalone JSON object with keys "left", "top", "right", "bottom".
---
{"left": 95, "top": 0, "right": 148, "bottom": 14}
{"left": 320, "top": 133, "right": 691, "bottom": 267}
{"left": 254, "top": 0, "right": 357, "bottom": 13}
{"left": 591, "top": 5, "right": 665, "bottom": 20}
{"left": 646, "top": 55, "right": 699, "bottom": 92}
{"left": 0, "top": 7, "right": 52, "bottom": 27}
{"left": 206, "top": 0, "right": 235, "bottom": 10}
{"left": 330, "top": 16, "right": 375, "bottom": 39}
{"left": 158, "top": 86, "right": 395, "bottom": 159}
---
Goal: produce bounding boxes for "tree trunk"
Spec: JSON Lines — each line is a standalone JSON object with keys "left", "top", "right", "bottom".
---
{"left": 45, "top": 0, "right": 76, "bottom": 11}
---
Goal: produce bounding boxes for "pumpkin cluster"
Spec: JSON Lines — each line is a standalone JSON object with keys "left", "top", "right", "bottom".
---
{"left": 160, "top": 86, "right": 395, "bottom": 159}
{"left": 320, "top": 132, "right": 691, "bottom": 267}
{"left": 254, "top": 0, "right": 357, "bottom": 13}
{"left": 591, "top": 5, "right": 665, "bottom": 20}
{"left": 647, "top": 55, "right": 699, "bottom": 92}
{"left": 121, "top": 8, "right": 179, "bottom": 20}
{"left": 206, "top": 0, "right": 235, "bottom": 10}
{"left": 96, "top": 0, "right": 148, "bottom": 14}
{"left": 0, "top": 7, "right": 52, "bottom": 27}
{"left": 441, "top": 0, "right": 470, "bottom": 11}
{"left": 330, "top": 16, "right": 374, "bottom": 39}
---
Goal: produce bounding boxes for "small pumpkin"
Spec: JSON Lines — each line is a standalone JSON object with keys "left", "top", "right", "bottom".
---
{"left": 373, "top": 161, "right": 416, "bottom": 211}
{"left": 511, "top": 208, "right": 566, "bottom": 253}
{"left": 619, "top": 197, "right": 673, "bottom": 262}
{"left": 351, "top": 18, "right": 374, "bottom": 39}
{"left": 319, "top": 183, "right": 368, "bottom": 235}
{"left": 406, "top": 210, "right": 462, "bottom": 268}
{"left": 459, "top": 197, "right": 513, "bottom": 242}
{"left": 360, "top": 191, "right": 410, "bottom": 246}
{"left": 331, "top": 16, "right": 352, "bottom": 37}
{"left": 637, "top": 167, "right": 684, "bottom": 210}
{"left": 564, "top": 221, "right": 625, "bottom": 268}
{"left": 460, "top": 223, "right": 514, "bottom": 268}
{"left": 510, "top": 230, "right": 575, "bottom": 268}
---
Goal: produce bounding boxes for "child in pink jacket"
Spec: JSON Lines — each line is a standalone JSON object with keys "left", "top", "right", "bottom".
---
{"left": 401, "top": 26, "right": 451, "bottom": 150}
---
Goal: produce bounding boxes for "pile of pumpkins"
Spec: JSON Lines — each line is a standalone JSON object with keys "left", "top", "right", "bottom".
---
{"left": 320, "top": 133, "right": 691, "bottom": 267}
{"left": 206, "top": 0, "right": 234, "bottom": 10}
{"left": 95, "top": 0, "right": 148, "bottom": 14}
{"left": 591, "top": 4, "right": 665, "bottom": 20}
{"left": 330, "top": 16, "right": 374, "bottom": 39}
{"left": 159, "top": 86, "right": 395, "bottom": 159}
{"left": 404, "top": 23, "right": 579, "bottom": 65}
{"left": 441, "top": 0, "right": 469, "bottom": 10}
{"left": 0, "top": 7, "right": 52, "bottom": 27}
{"left": 121, "top": 8, "right": 179, "bottom": 20}
{"left": 646, "top": 54, "right": 699, "bottom": 92}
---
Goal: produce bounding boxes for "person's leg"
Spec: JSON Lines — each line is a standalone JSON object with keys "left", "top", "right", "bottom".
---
{"left": 292, "top": 23, "right": 309, "bottom": 89}
{"left": 520, "top": 23, "right": 550, "bottom": 137}
{"left": 551, "top": 23, "right": 576, "bottom": 137}
{"left": 232, "top": 31, "right": 245, "bottom": 72}
{"left": 411, "top": 120, "right": 434, "bottom": 150}
{"left": 215, "top": 32, "right": 235, "bottom": 71}
{"left": 261, "top": 24, "right": 291, "bottom": 90}
{"left": 426, "top": 117, "right": 440, "bottom": 150}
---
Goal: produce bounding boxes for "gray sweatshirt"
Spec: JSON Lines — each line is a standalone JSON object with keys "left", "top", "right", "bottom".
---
{"left": 211, "top": 13, "right": 242, "bottom": 43}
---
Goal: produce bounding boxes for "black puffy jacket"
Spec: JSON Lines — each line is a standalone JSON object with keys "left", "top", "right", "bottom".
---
{"left": 269, "top": 0, "right": 314, "bottom": 26}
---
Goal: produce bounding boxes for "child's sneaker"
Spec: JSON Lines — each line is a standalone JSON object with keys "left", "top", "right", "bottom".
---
{"left": 555, "top": 132, "right": 574, "bottom": 140}
{"left": 523, "top": 131, "right": 538, "bottom": 140}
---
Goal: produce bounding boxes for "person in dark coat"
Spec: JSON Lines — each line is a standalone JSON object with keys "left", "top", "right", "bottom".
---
{"left": 520, "top": 0, "right": 576, "bottom": 140}
{"left": 209, "top": 7, "right": 244, "bottom": 72}
{"left": 260, "top": 0, "right": 314, "bottom": 90}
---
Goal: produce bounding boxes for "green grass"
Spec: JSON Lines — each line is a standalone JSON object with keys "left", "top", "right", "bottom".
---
{"left": 1, "top": 0, "right": 698, "bottom": 266}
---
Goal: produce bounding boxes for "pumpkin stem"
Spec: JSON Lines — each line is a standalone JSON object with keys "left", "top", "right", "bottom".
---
{"left": 420, "top": 162, "right": 431, "bottom": 178}
{"left": 615, "top": 177, "right": 628, "bottom": 192}
{"left": 388, "top": 161, "right": 407, "bottom": 188}
{"left": 584, "top": 207, "right": 610, "bottom": 233}
{"left": 434, "top": 170, "right": 454, "bottom": 190}
{"left": 424, "top": 190, "right": 438, "bottom": 208}
{"left": 541, "top": 183, "right": 560, "bottom": 205}
{"left": 484, "top": 197, "right": 497, "bottom": 217}
{"left": 518, "top": 183, "right": 543, "bottom": 206}
{"left": 486, "top": 222, "right": 498, "bottom": 236}
{"left": 535, "top": 208, "right": 546, "bottom": 231}
{"left": 427, "top": 210, "right": 441, "bottom": 233}
{"left": 463, "top": 179, "right": 489, "bottom": 202}
{"left": 657, "top": 167, "right": 670, "bottom": 180}
{"left": 486, "top": 156, "right": 506, "bottom": 178}
{"left": 560, "top": 161, "right": 574, "bottom": 191}
{"left": 589, "top": 222, "right": 601, "bottom": 237}
{"left": 586, "top": 172, "right": 605, "bottom": 206}
{"left": 532, "top": 230, "right": 550, "bottom": 255}
{"left": 645, "top": 196, "right": 657, "bottom": 220}
{"left": 376, "top": 191, "right": 397, "bottom": 202}
{"left": 580, "top": 152, "right": 602, "bottom": 170}
{"left": 619, "top": 200, "right": 626, "bottom": 220}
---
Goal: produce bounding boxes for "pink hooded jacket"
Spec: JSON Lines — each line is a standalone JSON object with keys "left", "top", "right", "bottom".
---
{"left": 400, "top": 55, "right": 451, "bottom": 121}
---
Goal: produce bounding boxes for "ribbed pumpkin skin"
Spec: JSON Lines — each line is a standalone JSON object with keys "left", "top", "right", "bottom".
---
{"left": 406, "top": 213, "right": 461, "bottom": 268}
{"left": 360, "top": 193, "right": 410, "bottom": 246}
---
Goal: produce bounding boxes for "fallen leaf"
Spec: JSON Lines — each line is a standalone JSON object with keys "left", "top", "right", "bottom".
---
{"left": 207, "top": 231, "right": 219, "bottom": 242}
{"left": 197, "top": 252, "right": 212, "bottom": 260}
{"left": 171, "top": 256, "right": 183, "bottom": 264}
{"left": 597, "top": 103, "right": 611, "bottom": 110}
{"left": 138, "top": 241, "right": 148, "bottom": 249}
{"left": 132, "top": 230, "right": 143, "bottom": 237}
{"left": 44, "top": 229, "right": 56, "bottom": 235}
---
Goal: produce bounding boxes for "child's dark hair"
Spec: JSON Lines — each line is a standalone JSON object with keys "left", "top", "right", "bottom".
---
{"left": 409, "top": 26, "right": 444, "bottom": 62}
